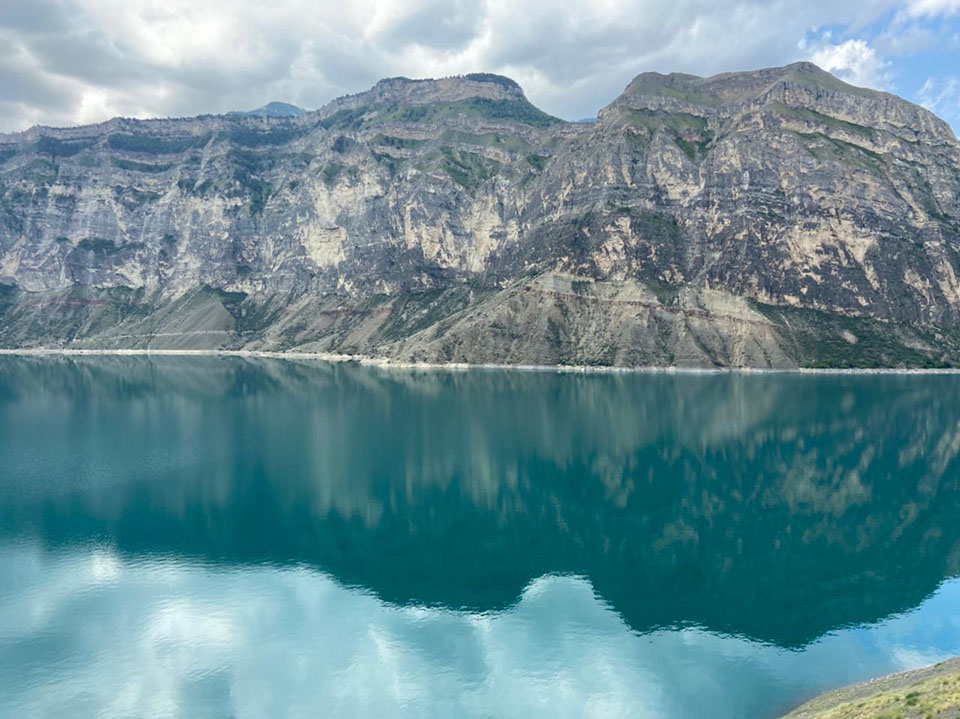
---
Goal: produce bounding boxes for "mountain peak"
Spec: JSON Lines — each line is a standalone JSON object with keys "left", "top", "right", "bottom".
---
{"left": 359, "top": 73, "right": 528, "bottom": 106}
{"left": 227, "top": 101, "right": 306, "bottom": 119}
{"left": 780, "top": 60, "right": 824, "bottom": 75}
{"left": 310, "top": 72, "right": 561, "bottom": 130}
{"left": 606, "top": 62, "right": 955, "bottom": 143}
{"left": 620, "top": 62, "right": 868, "bottom": 102}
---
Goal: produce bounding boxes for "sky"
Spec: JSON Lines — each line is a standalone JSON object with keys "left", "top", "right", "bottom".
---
{"left": 0, "top": 0, "right": 958, "bottom": 134}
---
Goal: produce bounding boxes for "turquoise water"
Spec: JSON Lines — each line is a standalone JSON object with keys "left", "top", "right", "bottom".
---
{"left": 0, "top": 356, "right": 959, "bottom": 718}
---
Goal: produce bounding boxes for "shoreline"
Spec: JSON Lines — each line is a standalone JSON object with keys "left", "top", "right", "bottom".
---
{"left": 782, "top": 657, "right": 960, "bottom": 718}
{"left": 2, "top": 347, "right": 960, "bottom": 375}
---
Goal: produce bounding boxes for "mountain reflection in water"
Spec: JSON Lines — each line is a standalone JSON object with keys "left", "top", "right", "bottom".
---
{"left": 0, "top": 356, "right": 958, "bottom": 718}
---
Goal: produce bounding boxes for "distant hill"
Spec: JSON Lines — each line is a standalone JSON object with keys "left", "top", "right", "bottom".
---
{"left": 226, "top": 101, "right": 306, "bottom": 118}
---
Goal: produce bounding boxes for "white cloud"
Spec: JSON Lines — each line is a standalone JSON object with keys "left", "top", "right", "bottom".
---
{"left": 918, "top": 74, "right": 960, "bottom": 116}
{"left": 0, "top": 0, "right": 907, "bottom": 131}
{"left": 2, "top": 545, "right": 959, "bottom": 718}
{"left": 801, "top": 34, "right": 892, "bottom": 88}
{"left": 906, "top": 0, "right": 960, "bottom": 17}
{"left": 0, "top": 0, "right": 957, "bottom": 133}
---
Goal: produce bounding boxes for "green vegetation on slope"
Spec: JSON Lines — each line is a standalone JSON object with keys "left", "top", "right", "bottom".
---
{"left": 440, "top": 147, "right": 502, "bottom": 191}
{"left": 769, "top": 102, "right": 877, "bottom": 142}
{"left": 783, "top": 658, "right": 960, "bottom": 719}
{"left": 74, "top": 238, "right": 144, "bottom": 256}
{"left": 320, "top": 107, "right": 369, "bottom": 131}
{"left": 322, "top": 98, "right": 563, "bottom": 131}
{"left": 107, "top": 134, "right": 208, "bottom": 154}
{"left": 754, "top": 303, "right": 952, "bottom": 368}
{"left": 438, "top": 130, "right": 533, "bottom": 153}
{"left": 626, "top": 109, "right": 714, "bottom": 161}
{"left": 321, "top": 162, "right": 343, "bottom": 186}
{"left": 383, "top": 97, "right": 562, "bottom": 128}
{"left": 111, "top": 157, "right": 173, "bottom": 173}
{"left": 34, "top": 137, "right": 96, "bottom": 158}
{"left": 223, "top": 125, "right": 309, "bottom": 148}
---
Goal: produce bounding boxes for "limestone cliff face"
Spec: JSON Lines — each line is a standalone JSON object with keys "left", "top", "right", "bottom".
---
{"left": 0, "top": 63, "right": 958, "bottom": 367}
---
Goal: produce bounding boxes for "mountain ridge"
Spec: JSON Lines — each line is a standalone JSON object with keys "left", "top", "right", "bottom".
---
{"left": 3, "top": 64, "right": 954, "bottom": 144}
{"left": 0, "top": 63, "right": 958, "bottom": 368}
{"left": 0, "top": 72, "right": 552, "bottom": 139}
{"left": 226, "top": 101, "right": 307, "bottom": 119}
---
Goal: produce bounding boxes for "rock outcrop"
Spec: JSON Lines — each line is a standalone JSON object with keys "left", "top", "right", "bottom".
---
{"left": 1, "top": 63, "right": 958, "bottom": 367}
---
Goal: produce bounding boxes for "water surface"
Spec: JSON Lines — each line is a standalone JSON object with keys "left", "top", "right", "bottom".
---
{"left": 1, "top": 357, "right": 959, "bottom": 718}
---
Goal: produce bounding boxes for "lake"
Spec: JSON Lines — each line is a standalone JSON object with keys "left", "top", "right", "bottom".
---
{"left": 0, "top": 356, "right": 958, "bottom": 718}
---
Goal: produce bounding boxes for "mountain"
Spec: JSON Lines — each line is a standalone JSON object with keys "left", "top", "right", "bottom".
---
{"left": 226, "top": 101, "right": 307, "bottom": 118}
{"left": 0, "top": 63, "right": 958, "bottom": 368}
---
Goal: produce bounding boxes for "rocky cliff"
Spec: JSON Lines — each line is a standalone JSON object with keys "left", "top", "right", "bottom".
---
{"left": 1, "top": 63, "right": 958, "bottom": 368}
